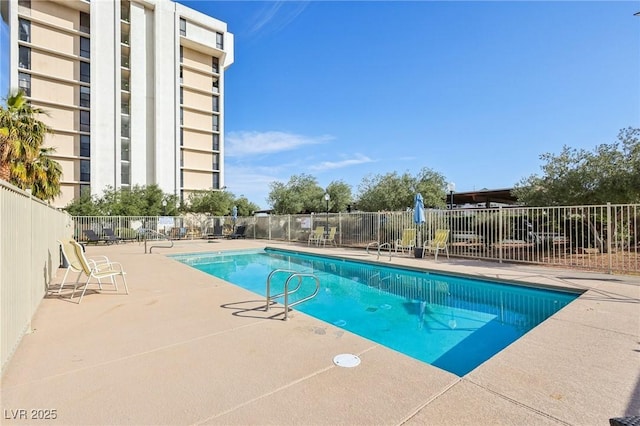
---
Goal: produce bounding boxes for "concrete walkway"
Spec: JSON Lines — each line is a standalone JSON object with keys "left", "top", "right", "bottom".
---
{"left": 1, "top": 239, "right": 638, "bottom": 425}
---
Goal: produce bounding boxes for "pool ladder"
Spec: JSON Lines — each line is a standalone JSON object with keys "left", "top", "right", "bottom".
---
{"left": 366, "top": 242, "right": 392, "bottom": 261}
{"left": 266, "top": 269, "right": 320, "bottom": 321}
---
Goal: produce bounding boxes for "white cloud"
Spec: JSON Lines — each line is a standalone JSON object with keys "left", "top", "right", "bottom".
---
{"left": 309, "top": 154, "right": 375, "bottom": 171}
{"left": 247, "top": 1, "right": 310, "bottom": 38}
{"left": 225, "top": 130, "right": 333, "bottom": 157}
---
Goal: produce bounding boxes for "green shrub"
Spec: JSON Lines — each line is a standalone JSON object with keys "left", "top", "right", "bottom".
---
{"left": 115, "top": 228, "right": 138, "bottom": 240}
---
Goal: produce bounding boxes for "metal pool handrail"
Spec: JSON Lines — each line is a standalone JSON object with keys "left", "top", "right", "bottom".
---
{"left": 266, "top": 269, "right": 320, "bottom": 320}
{"left": 142, "top": 228, "right": 174, "bottom": 254}
{"left": 366, "top": 242, "right": 392, "bottom": 261}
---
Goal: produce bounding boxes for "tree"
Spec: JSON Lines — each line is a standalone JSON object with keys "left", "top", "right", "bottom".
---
{"left": 64, "top": 184, "right": 179, "bottom": 216}
{"left": 326, "top": 180, "right": 353, "bottom": 213}
{"left": 513, "top": 127, "right": 640, "bottom": 206}
{"left": 0, "top": 90, "right": 62, "bottom": 201}
{"left": 185, "top": 190, "right": 234, "bottom": 215}
{"left": 64, "top": 192, "right": 104, "bottom": 216}
{"left": 267, "top": 174, "right": 325, "bottom": 214}
{"left": 267, "top": 174, "right": 354, "bottom": 214}
{"left": 233, "top": 196, "right": 261, "bottom": 217}
{"left": 356, "top": 168, "right": 447, "bottom": 211}
{"left": 12, "top": 146, "right": 62, "bottom": 201}
{"left": 415, "top": 168, "right": 448, "bottom": 208}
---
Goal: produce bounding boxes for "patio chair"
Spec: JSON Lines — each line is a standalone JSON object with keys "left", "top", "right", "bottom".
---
{"left": 57, "top": 239, "right": 109, "bottom": 294}
{"left": 205, "top": 225, "right": 224, "bottom": 239}
{"left": 102, "top": 227, "right": 122, "bottom": 244}
{"left": 319, "top": 226, "right": 338, "bottom": 247}
{"left": 83, "top": 229, "right": 111, "bottom": 245}
{"left": 228, "top": 225, "right": 247, "bottom": 239}
{"left": 422, "top": 229, "right": 450, "bottom": 261}
{"left": 177, "top": 227, "right": 188, "bottom": 239}
{"left": 68, "top": 239, "right": 128, "bottom": 304}
{"left": 394, "top": 229, "right": 416, "bottom": 255}
{"left": 308, "top": 226, "right": 325, "bottom": 246}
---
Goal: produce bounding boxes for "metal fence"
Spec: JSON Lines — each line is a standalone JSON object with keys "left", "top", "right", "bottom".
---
{"left": 1, "top": 181, "right": 72, "bottom": 375}
{"left": 72, "top": 203, "right": 639, "bottom": 274}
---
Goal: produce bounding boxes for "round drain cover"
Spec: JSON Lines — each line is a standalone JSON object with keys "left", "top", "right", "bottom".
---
{"left": 333, "top": 353, "right": 361, "bottom": 368}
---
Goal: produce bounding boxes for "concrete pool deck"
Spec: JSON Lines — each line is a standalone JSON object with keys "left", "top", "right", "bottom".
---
{"left": 1, "top": 239, "right": 638, "bottom": 425}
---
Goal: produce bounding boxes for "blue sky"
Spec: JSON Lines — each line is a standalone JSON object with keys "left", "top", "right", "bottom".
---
{"left": 180, "top": 0, "right": 639, "bottom": 209}
{"left": 2, "top": 2, "right": 639, "bottom": 209}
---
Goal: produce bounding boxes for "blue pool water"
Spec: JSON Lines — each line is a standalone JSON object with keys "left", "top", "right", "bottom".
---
{"left": 172, "top": 248, "right": 580, "bottom": 376}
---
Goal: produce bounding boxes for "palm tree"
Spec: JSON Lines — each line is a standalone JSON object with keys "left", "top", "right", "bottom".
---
{"left": 13, "top": 146, "right": 63, "bottom": 200}
{"left": 0, "top": 132, "right": 12, "bottom": 181}
{"left": 0, "top": 90, "right": 62, "bottom": 201}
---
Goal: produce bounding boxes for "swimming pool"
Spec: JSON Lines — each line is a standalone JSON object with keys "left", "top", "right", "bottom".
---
{"left": 172, "top": 248, "right": 580, "bottom": 376}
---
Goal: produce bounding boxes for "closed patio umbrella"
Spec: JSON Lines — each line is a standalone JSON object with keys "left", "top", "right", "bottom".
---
{"left": 232, "top": 206, "right": 238, "bottom": 231}
{"left": 414, "top": 193, "right": 426, "bottom": 255}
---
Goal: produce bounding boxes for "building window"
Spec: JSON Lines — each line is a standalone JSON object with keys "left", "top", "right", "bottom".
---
{"left": 212, "top": 153, "right": 219, "bottom": 171}
{"left": 80, "top": 61, "right": 90, "bottom": 82}
{"left": 212, "top": 79, "right": 218, "bottom": 93}
{"left": 80, "top": 135, "right": 90, "bottom": 157}
{"left": 216, "top": 32, "right": 223, "bottom": 49}
{"left": 212, "top": 115, "right": 219, "bottom": 132}
{"left": 180, "top": 46, "right": 183, "bottom": 62}
{"left": 18, "top": 46, "right": 30, "bottom": 69}
{"left": 122, "top": 77, "right": 129, "bottom": 91}
{"left": 79, "top": 85, "right": 90, "bottom": 107}
{"left": 18, "top": 0, "right": 30, "bottom": 8}
{"left": 121, "top": 139, "right": 130, "bottom": 161}
{"left": 179, "top": 18, "right": 186, "bottom": 36}
{"left": 180, "top": 108, "right": 183, "bottom": 125}
{"left": 179, "top": 68, "right": 183, "bottom": 84}
{"left": 80, "top": 37, "right": 90, "bottom": 58}
{"left": 180, "top": 87, "right": 183, "bottom": 104}
{"left": 80, "top": 110, "right": 90, "bottom": 132}
{"left": 212, "top": 57, "right": 219, "bottom": 73}
{"left": 180, "top": 171, "right": 183, "bottom": 188}
{"left": 121, "top": 115, "right": 130, "bottom": 137}
{"left": 80, "top": 12, "right": 90, "bottom": 34}
{"left": 212, "top": 173, "right": 219, "bottom": 190}
{"left": 120, "top": 3, "right": 129, "bottom": 22}
{"left": 212, "top": 95, "right": 219, "bottom": 112}
{"left": 121, "top": 162, "right": 130, "bottom": 185}
{"left": 80, "top": 184, "right": 90, "bottom": 196}
{"left": 18, "top": 72, "right": 31, "bottom": 96}
{"left": 180, "top": 150, "right": 183, "bottom": 167}
{"left": 18, "top": 19, "right": 30, "bottom": 42}
{"left": 80, "top": 159, "right": 90, "bottom": 182}
{"left": 212, "top": 134, "right": 219, "bottom": 151}
{"left": 180, "top": 129, "right": 184, "bottom": 146}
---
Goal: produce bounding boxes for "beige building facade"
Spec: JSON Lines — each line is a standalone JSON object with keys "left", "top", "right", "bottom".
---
{"left": 1, "top": 0, "right": 234, "bottom": 207}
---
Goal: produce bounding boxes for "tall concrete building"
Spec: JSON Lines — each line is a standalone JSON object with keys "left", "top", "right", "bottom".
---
{"left": 1, "top": 0, "right": 233, "bottom": 207}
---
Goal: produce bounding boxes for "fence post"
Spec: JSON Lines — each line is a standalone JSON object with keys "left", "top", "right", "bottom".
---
{"left": 268, "top": 215, "right": 272, "bottom": 241}
{"left": 28, "top": 189, "right": 33, "bottom": 334}
{"left": 498, "top": 206, "right": 503, "bottom": 264}
{"left": 607, "top": 202, "right": 612, "bottom": 274}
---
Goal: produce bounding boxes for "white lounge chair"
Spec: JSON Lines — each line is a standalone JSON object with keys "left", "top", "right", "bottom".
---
{"left": 319, "top": 227, "right": 337, "bottom": 247}
{"left": 308, "top": 226, "right": 325, "bottom": 246}
{"left": 68, "top": 239, "right": 129, "bottom": 303}
{"left": 422, "top": 229, "right": 450, "bottom": 261}
{"left": 394, "top": 229, "right": 416, "bottom": 255}
{"left": 57, "top": 239, "right": 110, "bottom": 294}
